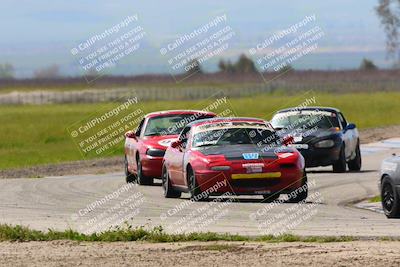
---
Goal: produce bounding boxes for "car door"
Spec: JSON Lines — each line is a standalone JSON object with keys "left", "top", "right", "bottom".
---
{"left": 126, "top": 118, "right": 145, "bottom": 171}
{"left": 338, "top": 112, "right": 355, "bottom": 159}
{"left": 169, "top": 126, "right": 191, "bottom": 186}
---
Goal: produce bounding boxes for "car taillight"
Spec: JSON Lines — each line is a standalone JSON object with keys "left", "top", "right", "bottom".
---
{"left": 204, "top": 155, "right": 231, "bottom": 170}
{"left": 277, "top": 152, "right": 295, "bottom": 159}
{"left": 277, "top": 152, "right": 304, "bottom": 169}
{"left": 207, "top": 155, "right": 226, "bottom": 162}
{"left": 200, "top": 155, "right": 226, "bottom": 164}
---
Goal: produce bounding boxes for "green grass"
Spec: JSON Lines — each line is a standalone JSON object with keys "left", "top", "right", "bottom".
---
{"left": 369, "top": 196, "right": 382, "bottom": 203}
{"left": 1, "top": 91, "right": 399, "bottom": 170}
{"left": 0, "top": 224, "right": 357, "bottom": 243}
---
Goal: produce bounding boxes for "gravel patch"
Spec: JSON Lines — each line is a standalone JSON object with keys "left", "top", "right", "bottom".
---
{"left": 0, "top": 241, "right": 399, "bottom": 267}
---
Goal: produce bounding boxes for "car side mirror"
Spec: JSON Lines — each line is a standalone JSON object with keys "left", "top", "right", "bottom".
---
{"left": 282, "top": 136, "right": 294, "bottom": 146}
{"left": 171, "top": 140, "right": 182, "bottom": 148}
{"left": 125, "top": 131, "right": 136, "bottom": 139}
{"left": 345, "top": 123, "right": 356, "bottom": 130}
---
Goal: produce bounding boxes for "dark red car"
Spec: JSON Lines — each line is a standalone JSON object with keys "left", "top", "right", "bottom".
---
{"left": 161, "top": 117, "right": 308, "bottom": 202}
{"left": 124, "top": 110, "right": 216, "bottom": 185}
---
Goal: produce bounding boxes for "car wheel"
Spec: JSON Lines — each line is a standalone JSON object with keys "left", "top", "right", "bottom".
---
{"left": 162, "top": 165, "right": 181, "bottom": 198}
{"left": 188, "top": 167, "right": 207, "bottom": 201}
{"left": 125, "top": 156, "right": 136, "bottom": 183}
{"left": 333, "top": 144, "right": 346, "bottom": 173}
{"left": 287, "top": 172, "right": 308, "bottom": 203}
{"left": 381, "top": 176, "right": 400, "bottom": 218}
{"left": 348, "top": 141, "right": 362, "bottom": 171}
{"left": 263, "top": 193, "right": 280, "bottom": 202}
{"left": 137, "top": 157, "right": 153, "bottom": 185}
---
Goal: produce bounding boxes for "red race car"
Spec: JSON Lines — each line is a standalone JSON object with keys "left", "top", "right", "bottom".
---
{"left": 124, "top": 110, "right": 216, "bottom": 185}
{"left": 162, "top": 117, "right": 308, "bottom": 202}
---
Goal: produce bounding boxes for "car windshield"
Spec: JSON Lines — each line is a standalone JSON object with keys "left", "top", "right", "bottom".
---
{"left": 271, "top": 111, "right": 340, "bottom": 130}
{"left": 192, "top": 126, "right": 279, "bottom": 147}
{"left": 144, "top": 114, "right": 213, "bottom": 136}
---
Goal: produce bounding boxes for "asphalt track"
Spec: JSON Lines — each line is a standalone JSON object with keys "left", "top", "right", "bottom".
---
{"left": 1, "top": 139, "right": 400, "bottom": 237}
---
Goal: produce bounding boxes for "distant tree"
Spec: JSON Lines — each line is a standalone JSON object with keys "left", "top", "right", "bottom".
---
{"left": 376, "top": 0, "right": 400, "bottom": 63}
{"left": 218, "top": 55, "right": 258, "bottom": 74}
{"left": 0, "top": 63, "right": 15, "bottom": 79}
{"left": 218, "top": 59, "right": 236, "bottom": 73}
{"left": 235, "top": 54, "right": 257, "bottom": 73}
{"left": 218, "top": 59, "right": 227, "bottom": 72}
{"left": 185, "top": 59, "right": 202, "bottom": 75}
{"left": 226, "top": 60, "right": 236, "bottom": 73}
{"left": 34, "top": 64, "right": 61, "bottom": 79}
{"left": 360, "top": 58, "right": 378, "bottom": 70}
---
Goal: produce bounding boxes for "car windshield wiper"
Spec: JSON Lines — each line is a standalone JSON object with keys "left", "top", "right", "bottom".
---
{"left": 274, "top": 126, "right": 287, "bottom": 131}
{"left": 145, "top": 132, "right": 161, "bottom": 136}
{"left": 195, "top": 143, "right": 218, "bottom": 148}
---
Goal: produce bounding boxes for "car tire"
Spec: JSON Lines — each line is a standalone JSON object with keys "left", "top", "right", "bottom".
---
{"left": 381, "top": 176, "right": 400, "bottom": 218}
{"left": 188, "top": 167, "right": 207, "bottom": 201}
{"left": 263, "top": 193, "right": 280, "bottom": 202}
{"left": 162, "top": 165, "right": 181, "bottom": 198}
{"left": 137, "top": 157, "right": 153, "bottom": 185}
{"left": 287, "top": 172, "right": 308, "bottom": 203}
{"left": 348, "top": 141, "right": 362, "bottom": 171}
{"left": 333, "top": 144, "right": 347, "bottom": 173}
{"left": 125, "top": 156, "right": 136, "bottom": 183}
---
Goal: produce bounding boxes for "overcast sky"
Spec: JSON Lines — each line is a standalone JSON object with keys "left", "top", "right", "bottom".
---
{"left": 0, "top": 0, "right": 389, "bottom": 77}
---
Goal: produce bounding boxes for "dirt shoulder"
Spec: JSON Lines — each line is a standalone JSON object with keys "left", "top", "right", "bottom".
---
{"left": 0, "top": 240, "right": 399, "bottom": 267}
{"left": 1, "top": 125, "right": 399, "bottom": 179}
{"left": 0, "top": 156, "right": 123, "bottom": 179}
{"left": 359, "top": 125, "right": 400, "bottom": 144}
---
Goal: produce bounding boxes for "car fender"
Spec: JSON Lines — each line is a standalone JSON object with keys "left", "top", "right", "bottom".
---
{"left": 348, "top": 128, "right": 359, "bottom": 158}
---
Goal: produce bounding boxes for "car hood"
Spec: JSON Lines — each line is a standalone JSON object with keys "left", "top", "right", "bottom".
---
{"left": 194, "top": 144, "right": 293, "bottom": 160}
{"left": 142, "top": 135, "right": 178, "bottom": 149}
{"left": 381, "top": 156, "right": 400, "bottom": 177}
{"left": 277, "top": 128, "right": 339, "bottom": 143}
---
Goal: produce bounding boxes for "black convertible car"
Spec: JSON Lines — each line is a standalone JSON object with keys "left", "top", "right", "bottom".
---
{"left": 271, "top": 107, "right": 361, "bottom": 173}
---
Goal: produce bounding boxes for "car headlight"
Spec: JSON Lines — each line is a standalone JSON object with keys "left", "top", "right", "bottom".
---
{"left": 314, "top": 139, "right": 335, "bottom": 148}
{"left": 146, "top": 148, "right": 165, "bottom": 157}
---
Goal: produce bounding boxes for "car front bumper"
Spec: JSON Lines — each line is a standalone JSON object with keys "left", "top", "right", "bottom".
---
{"left": 194, "top": 168, "right": 305, "bottom": 195}
{"left": 141, "top": 155, "right": 164, "bottom": 178}
{"left": 298, "top": 146, "right": 341, "bottom": 168}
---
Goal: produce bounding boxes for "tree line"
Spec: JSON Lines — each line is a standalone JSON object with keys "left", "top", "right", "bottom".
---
{"left": 0, "top": 55, "right": 383, "bottom": 79}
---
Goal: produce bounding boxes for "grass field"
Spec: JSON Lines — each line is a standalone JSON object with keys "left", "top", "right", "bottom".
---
{"left": 0, "top": 91, "right": 399, "bottom": 170}
{"left": 0, "top": 224, "right": 356, "bottom": 242}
